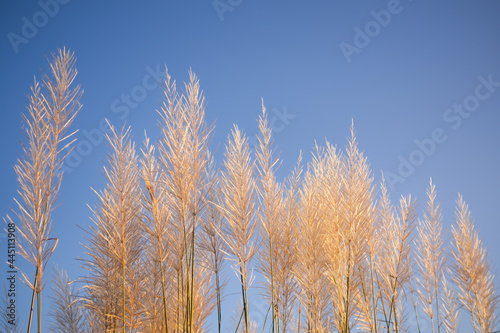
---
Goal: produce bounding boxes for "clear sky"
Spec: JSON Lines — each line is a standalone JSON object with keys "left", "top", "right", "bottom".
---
{"left": 1, "top": 1, "right": 499, "bottom": 332}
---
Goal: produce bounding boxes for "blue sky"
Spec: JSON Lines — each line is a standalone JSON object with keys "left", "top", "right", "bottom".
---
{"left": 1, "top": 1, "right": 499, "bottom": 331}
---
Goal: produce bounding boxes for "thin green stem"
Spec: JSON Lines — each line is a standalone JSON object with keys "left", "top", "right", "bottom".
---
{"left": 190, "top": 214, "right": 197, "bottom": 333}
{"left": 216, "top": 268, "right": 222, "bottom": 333}
{"left": 410, "top": 282, "right": 421, "bottom": 333}
{"left": 269, "top": 235, "right": 276, "bottom": 333}
{"left": 369, "top": 255, "right": 378, "bottom": 333}
{"left": 160, "top": 260, "right": 169, "bottom": 333}
{"left": 435, "top": 279, "right": 441, "bottom": 333}
{"left": 344, "top": 241, "right": 352, "bottom": 333}
{"left": 122, "top": 259, "right": 126, "bottom": 333}
{"left": 239, "top": 265, "right": 249, "bottom": 333}
{"left": 297, "top": 299, "right": 301, "bottom": 333}
{"left": 36, "top": 288, "right": 41, "bottom": 333}
{"left": 26, "top": 267, "right": 37, "bottom": 333}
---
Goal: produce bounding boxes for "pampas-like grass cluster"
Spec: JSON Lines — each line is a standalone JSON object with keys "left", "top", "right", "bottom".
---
{"left": 48, "top": 267, "right": 85, "bottom": 333}
{"left": 415, "top": 179, "right": 446, "bottom": 333}
{"left": 5, "top": 48, "right": 81, "bottom": 333}
{"left": 451, "top": 196, "right": 498, "bottom": 333}
{"left": 5, "top": 50, "right": 498, "bottom": 333}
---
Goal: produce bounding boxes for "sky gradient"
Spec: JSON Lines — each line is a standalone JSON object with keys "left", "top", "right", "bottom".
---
{"left": 1, "top": 1, "right": 499, "bottom": 331}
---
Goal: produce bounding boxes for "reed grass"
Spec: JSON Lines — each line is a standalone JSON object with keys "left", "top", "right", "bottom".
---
{"left": 441, "top": 274, "right": 460, "bottom": 333}
{"left": 140, "top": 134, "right": 173, "bottom": 332}
{"left": 199, "top": 155, "right": 228, "bottom": 333}
{"left": 48, "top": 267, "right": 85, "bottom": 333}
{"left": 273, "top": 156, "right": 302, "bottom": 333}
{"left": 255, "top": 104, "right": 284, "bottom": 333}
{"left": 377, "top": 183, "right": 417, "bottom": 333}
{"left": 451, "top": 195, "right": 498, "bottom": 333}
{"left": 415, "top": 179, "right": 446, "bottom": 333}
{"left": 82, "top": 123, "right": 144, "bottom": 332}
{"left": 156, "top": 67, "right": 215, "bottom": 332}
{"left": 293, "top": 150, "right": 331, "bottom": 332}
{"left": 11, "top": 48, "right": 81, "bottom": 333}
{"left": 219, "top": 125, "right": 257, "bottom": 333}
{"left": 7, "top": 57, "right": 498, "bottom": 333}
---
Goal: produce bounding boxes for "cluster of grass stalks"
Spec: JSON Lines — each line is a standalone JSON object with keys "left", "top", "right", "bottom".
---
{"left": 3, "top": 48, "right": 81, "bottom": 333}
{"left": 4, "top": 49, "right": 499, "bottom": 333}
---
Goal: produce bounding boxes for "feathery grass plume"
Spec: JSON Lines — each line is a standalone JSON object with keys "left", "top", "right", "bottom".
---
{"left": 408, "top": 271, "right": 423, "bottom": 333}
{"left": 81, "top": 191, "right": 121, "bottom": 332}
{"left": 183, "top": 82, "right": 217, "bottom": 330}
{"left": 137, "top": 257, "right": 161, "bottom": 332}
{"left": 219, "top": 126, "right": 258, "bottom": 333}
{"left": 415, "top": 178, "right": 446, "bottom": 333}
{"left": 373, "top": 177, "right": 396, "bottom": 333}
{"left": 353, "top": 181, "right": 379, "bottom": 333}
{"left": 441, "top": 274, "right": 460, "bottom": 333}
{"left": 140, "top": 134, "right": 174, "bottom": 332}
{"left": 339, "top": 126, "right": 377, "bottom": 333}
{"left": 294, "top": 150, "right": 331, "bottom": 333}
{"left": 255, "top": 102, "right": 284, "bottom": 333}
{"left": 316, "top": 141, "right": 344, "bottom": 331}
{"left": 155, "top": 69, "right": 188, "bottom": 331}
{"left": 13, "top": 48, "right": 81, "bottom": 333}
{"left": 156, "top": 68, "right": 213, "bottom": 332}
{"left": 105, "top": 124, "right": 145, "bottom": 332}
{"left": 48, "top": 266, "right": 86, "bottom": 333}
{"left": 348, "top": 160, "right": 381, "bottom": 333}
{"left": 451, "top": 195, "right": 498, "bottom": 333}
{"left": 190, "top": 261, "right": 217, "bottom": 333}
{"left": 200, "top": 154, "right": 228, "bottom": 333}
{"left": 83, "top": 123, "right": 145, "bottom": 332}
{"left": 377, "top": 181, "right": 417, "bottom": 333}
{"left": 322, "top": 126, "right": 376, "bottom": 333}
{"left": 274, "top": 156, "right": 302, "bottom": 333}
